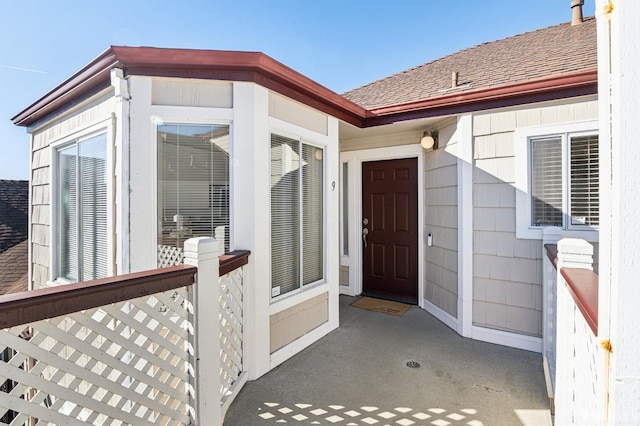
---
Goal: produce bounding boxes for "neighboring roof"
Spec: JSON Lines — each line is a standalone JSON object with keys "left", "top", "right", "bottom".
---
{"left": 0, "top": 240, "right": 28, "bottom": 294}
{"left": 13, "top": 19, "right": 597, "bottom": 130}
{"left": 0, "top": 180, "right": 28, "bottom": 253}
{"left": 344, "top": 18, "right": 597, "bottom": 112}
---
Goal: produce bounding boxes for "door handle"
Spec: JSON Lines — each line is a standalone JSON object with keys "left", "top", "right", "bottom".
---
{"left": 362, "top": 227, "right": 369, "bottom": 247}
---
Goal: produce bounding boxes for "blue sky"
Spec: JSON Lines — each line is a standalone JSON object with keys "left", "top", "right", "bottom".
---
{"left": 0, "top": 0, "right": 594, "bottom": 180}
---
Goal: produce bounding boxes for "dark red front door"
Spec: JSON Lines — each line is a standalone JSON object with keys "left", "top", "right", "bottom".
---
{"left": 362, "top": 158, "right": 418, "bottom": 304}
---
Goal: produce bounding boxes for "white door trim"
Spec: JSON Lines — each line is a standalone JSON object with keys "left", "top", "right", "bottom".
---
{"left": 340, "top": 144, "right": 424, "bottom": 308}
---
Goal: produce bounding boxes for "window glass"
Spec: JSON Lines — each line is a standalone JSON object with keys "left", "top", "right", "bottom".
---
{"left": 157, "top": 124, "right": 230, "bottom": 266}
{"left": 530, "top": 137, "right": 563, "bottom": 227}
{"left": 270, "top": 134, "right": 324, "bottom": 297}
{"left": 57, "top": 133, "right": 108, "bottom": 281}
{"left": 342, "top": 162, "right": 349, "bottom": 256}
{"left": 570, "top": 135, "right": 599, "bottom": 226}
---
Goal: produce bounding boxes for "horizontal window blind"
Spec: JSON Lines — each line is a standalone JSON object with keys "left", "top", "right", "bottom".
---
{"left": 157, "top": 124, "right": 230, "bottom": 264}
{"left": 302, "top": 144, "right": 323, "bottom": 285}
{"left": 271, "top": 135, "right": 300, "bottom": 295}
{"left": 57, "top": 133, "right": 107, "bottom": 282}
{"left": 58, "top": 145, "right": 78, "bottom": 282}
{"left": 531, "top": 137, "right": 563, "bottom": 227}
{"left": 79, "top": 135, "right": 108, "bottom": 280}
{"left": 570, "top": 135, "right": 599, "bottom": 226}
{"left": 270, "top": 134, "right": 324, "bottom": 297}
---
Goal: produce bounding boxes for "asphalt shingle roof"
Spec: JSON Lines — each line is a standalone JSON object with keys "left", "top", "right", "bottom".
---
{"left": 343, "top": 18, "right": 597, "bottom": 110}
{"left": 0, "top": 179, "right": 28, "bottom": 253}
{"left": 0, "top": 240, "right": 28, "bottom": 294}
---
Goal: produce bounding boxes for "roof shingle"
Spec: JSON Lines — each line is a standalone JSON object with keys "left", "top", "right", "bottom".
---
{"left": 0, "top": 180, "right": 28, "bottom": 253}
{"left": 343, "top": 18, "right": 597, "bottom": 110}
{"left": 0, "top": 240, "right": 28, "bottom": 294}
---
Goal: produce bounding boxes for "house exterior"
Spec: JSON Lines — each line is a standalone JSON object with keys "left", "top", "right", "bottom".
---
{"left": 12, "top": 13, "right": 599, "bottom": 381}
{"left": 0, "top": 179, "right": 29, "bottom": 294}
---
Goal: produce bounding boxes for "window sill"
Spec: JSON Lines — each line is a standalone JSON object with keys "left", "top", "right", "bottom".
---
{"left": 516, "top": 226, "right": 599, "bottom": 242}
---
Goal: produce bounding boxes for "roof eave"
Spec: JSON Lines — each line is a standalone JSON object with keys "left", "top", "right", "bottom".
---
{"left": 363, "top": 69, "right": 598, "bottom": 126}
{"left": 11, "top": 48, "right": 120, "bottom": 127}
{"left": 12, "top": 47, "right": 369, "bottom": 128}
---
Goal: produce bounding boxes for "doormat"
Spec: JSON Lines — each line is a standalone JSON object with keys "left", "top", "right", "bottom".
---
{"left": 350, "top": 297, "right": 410, "bottom": 316}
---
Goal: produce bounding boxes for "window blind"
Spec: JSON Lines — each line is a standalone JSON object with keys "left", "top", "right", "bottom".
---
{"left": 78, "top": 136, "right": 108, "bottom": 280}
{"left": 270, "top": 134, "right": 324, "bottom": 297}
{"left": 58, "top": 145, "right": 78, "bottom": 281}
{"left": 157, "top": 124, "right": 230, "bottom": 260}
{"left": 570, "top": 135, "right": 599, "bottom": 226}
{"left": 271, "top": 135, "right": 300, "bottom": 295}
{"left": 302, "top": 144, "right": 323, "bottom": 285}
{"left": 531, "top": 137, "right": 563, "bottom": 227}
{"left": 57, "top": 133, "right": 107, "bottom": 282}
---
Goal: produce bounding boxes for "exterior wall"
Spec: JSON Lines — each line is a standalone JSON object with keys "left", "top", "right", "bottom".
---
{"left": 597, "top": 1, "right": 640, "bottom": 422}
{"left": 266, "top": 92, "right": 340, "bottom": 373}
{"left": 339, "top": 265, "right": 349, "bottom": 286}
{"left": 152, "top": 78, "right": 233, "bottom": 108}
{"left": 269, "top": 92, "right": 328, "bottom": 135}
{"left": 269, "top": 292, "right": 328, "bottom": 353}
{"left": 340, "top": 130, "right": 417, "bottom": 152}
{"left": 472, "top": 97, "right": 598, "bottom": 337}
{"left": 424, "top": 120, "right": 458, "bottom": 316}
{"left": 29, "top": 91, "right": 116, "bottom": 289}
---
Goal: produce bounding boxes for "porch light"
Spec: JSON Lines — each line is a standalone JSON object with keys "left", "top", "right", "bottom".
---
{"left": 421, "top": 131, "right": 438, "bottom": 150}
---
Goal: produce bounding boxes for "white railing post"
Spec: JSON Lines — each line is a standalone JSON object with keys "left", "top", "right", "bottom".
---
{"left": 184, "top": 237, "right": 222, "bottom": 425}
{"left": 555, "top": 238, "right": 594, "bottom": 425}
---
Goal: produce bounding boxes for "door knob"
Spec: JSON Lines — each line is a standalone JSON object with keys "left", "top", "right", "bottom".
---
{"left": 362, "top": 227, "right": 369, "bottom": 247}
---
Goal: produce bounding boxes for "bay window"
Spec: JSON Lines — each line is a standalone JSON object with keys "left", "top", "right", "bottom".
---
{"left": 270, "top": 134, "right": 324, "bottom": 298}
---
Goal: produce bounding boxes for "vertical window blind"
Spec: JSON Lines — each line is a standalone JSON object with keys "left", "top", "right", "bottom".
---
{"left": 270, "top": 134, "right": 324, "bottom": 297}
{"left": 57, "top": 133, "right": 108, "bottom": 282}
{"left": 157, "top": 124, "right": 230, "bottom": 259}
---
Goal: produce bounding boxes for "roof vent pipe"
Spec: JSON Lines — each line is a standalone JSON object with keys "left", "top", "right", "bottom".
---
{"left": 452, "top": 71, "right": 459, "bottom": 88}
{"left": 571, "top": 0, "right": 584, "bottom": 25}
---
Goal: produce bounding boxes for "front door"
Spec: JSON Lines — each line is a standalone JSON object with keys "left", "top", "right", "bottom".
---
{"left": 362, "top": 158, "right": 418, "bottom": 304}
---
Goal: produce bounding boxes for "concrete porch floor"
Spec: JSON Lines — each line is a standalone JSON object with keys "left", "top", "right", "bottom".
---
{"left": 224, "top": 296, "right": 552, "bottom": 425}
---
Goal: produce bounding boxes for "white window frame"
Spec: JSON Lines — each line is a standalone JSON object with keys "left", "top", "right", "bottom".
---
{"left": 268, "top": 127, "right": 327, "bottom": 302}
{"left": 155, "top": 121, "right": 234, "bottom": 257}
{"left": 515, "top": 120, "right": 599, "bottom": 241}
{"left": 49, "top": 119, "right": 114, "bottom": 284}
{"left": 149, "top": 105, "right": 234, "bottom": 261}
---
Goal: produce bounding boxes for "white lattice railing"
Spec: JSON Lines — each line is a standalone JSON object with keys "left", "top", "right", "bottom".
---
{"left": 0, "top": 237, "right": 250, "bottom": 426}
{"left": 218, "top": 266, "right": 245, "bottom": 414}
{"left": 158, "top": 245, "right": 184, "bottom": 268}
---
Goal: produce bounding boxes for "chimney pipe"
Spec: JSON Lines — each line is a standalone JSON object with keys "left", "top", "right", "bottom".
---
{"left": 571, "top": 0, "right": 584, "bottom": 25}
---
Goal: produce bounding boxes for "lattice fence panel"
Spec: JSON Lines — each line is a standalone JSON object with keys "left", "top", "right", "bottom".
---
{"left": 0, "top": 287, "right": 194, "bottom": 426}
{"left": 219, "top": 267, "right": 243, "bottom": 400}
{"left": 158, "top": 245, "right": 184, "bottom": 268}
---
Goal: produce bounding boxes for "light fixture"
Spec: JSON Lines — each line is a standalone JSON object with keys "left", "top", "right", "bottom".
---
{"left": 421, "top": 131, "right": 439, "bottom": 150}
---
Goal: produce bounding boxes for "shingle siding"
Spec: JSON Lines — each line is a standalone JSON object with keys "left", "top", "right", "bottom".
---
{"left": 424, "top": 121, "right": 458, "bottom": 317}
{"left": 29, "top": 94, "right": 115, "bottom": 289}
{"left": 471, "top": 98, "right": 598, "bottom": 337}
